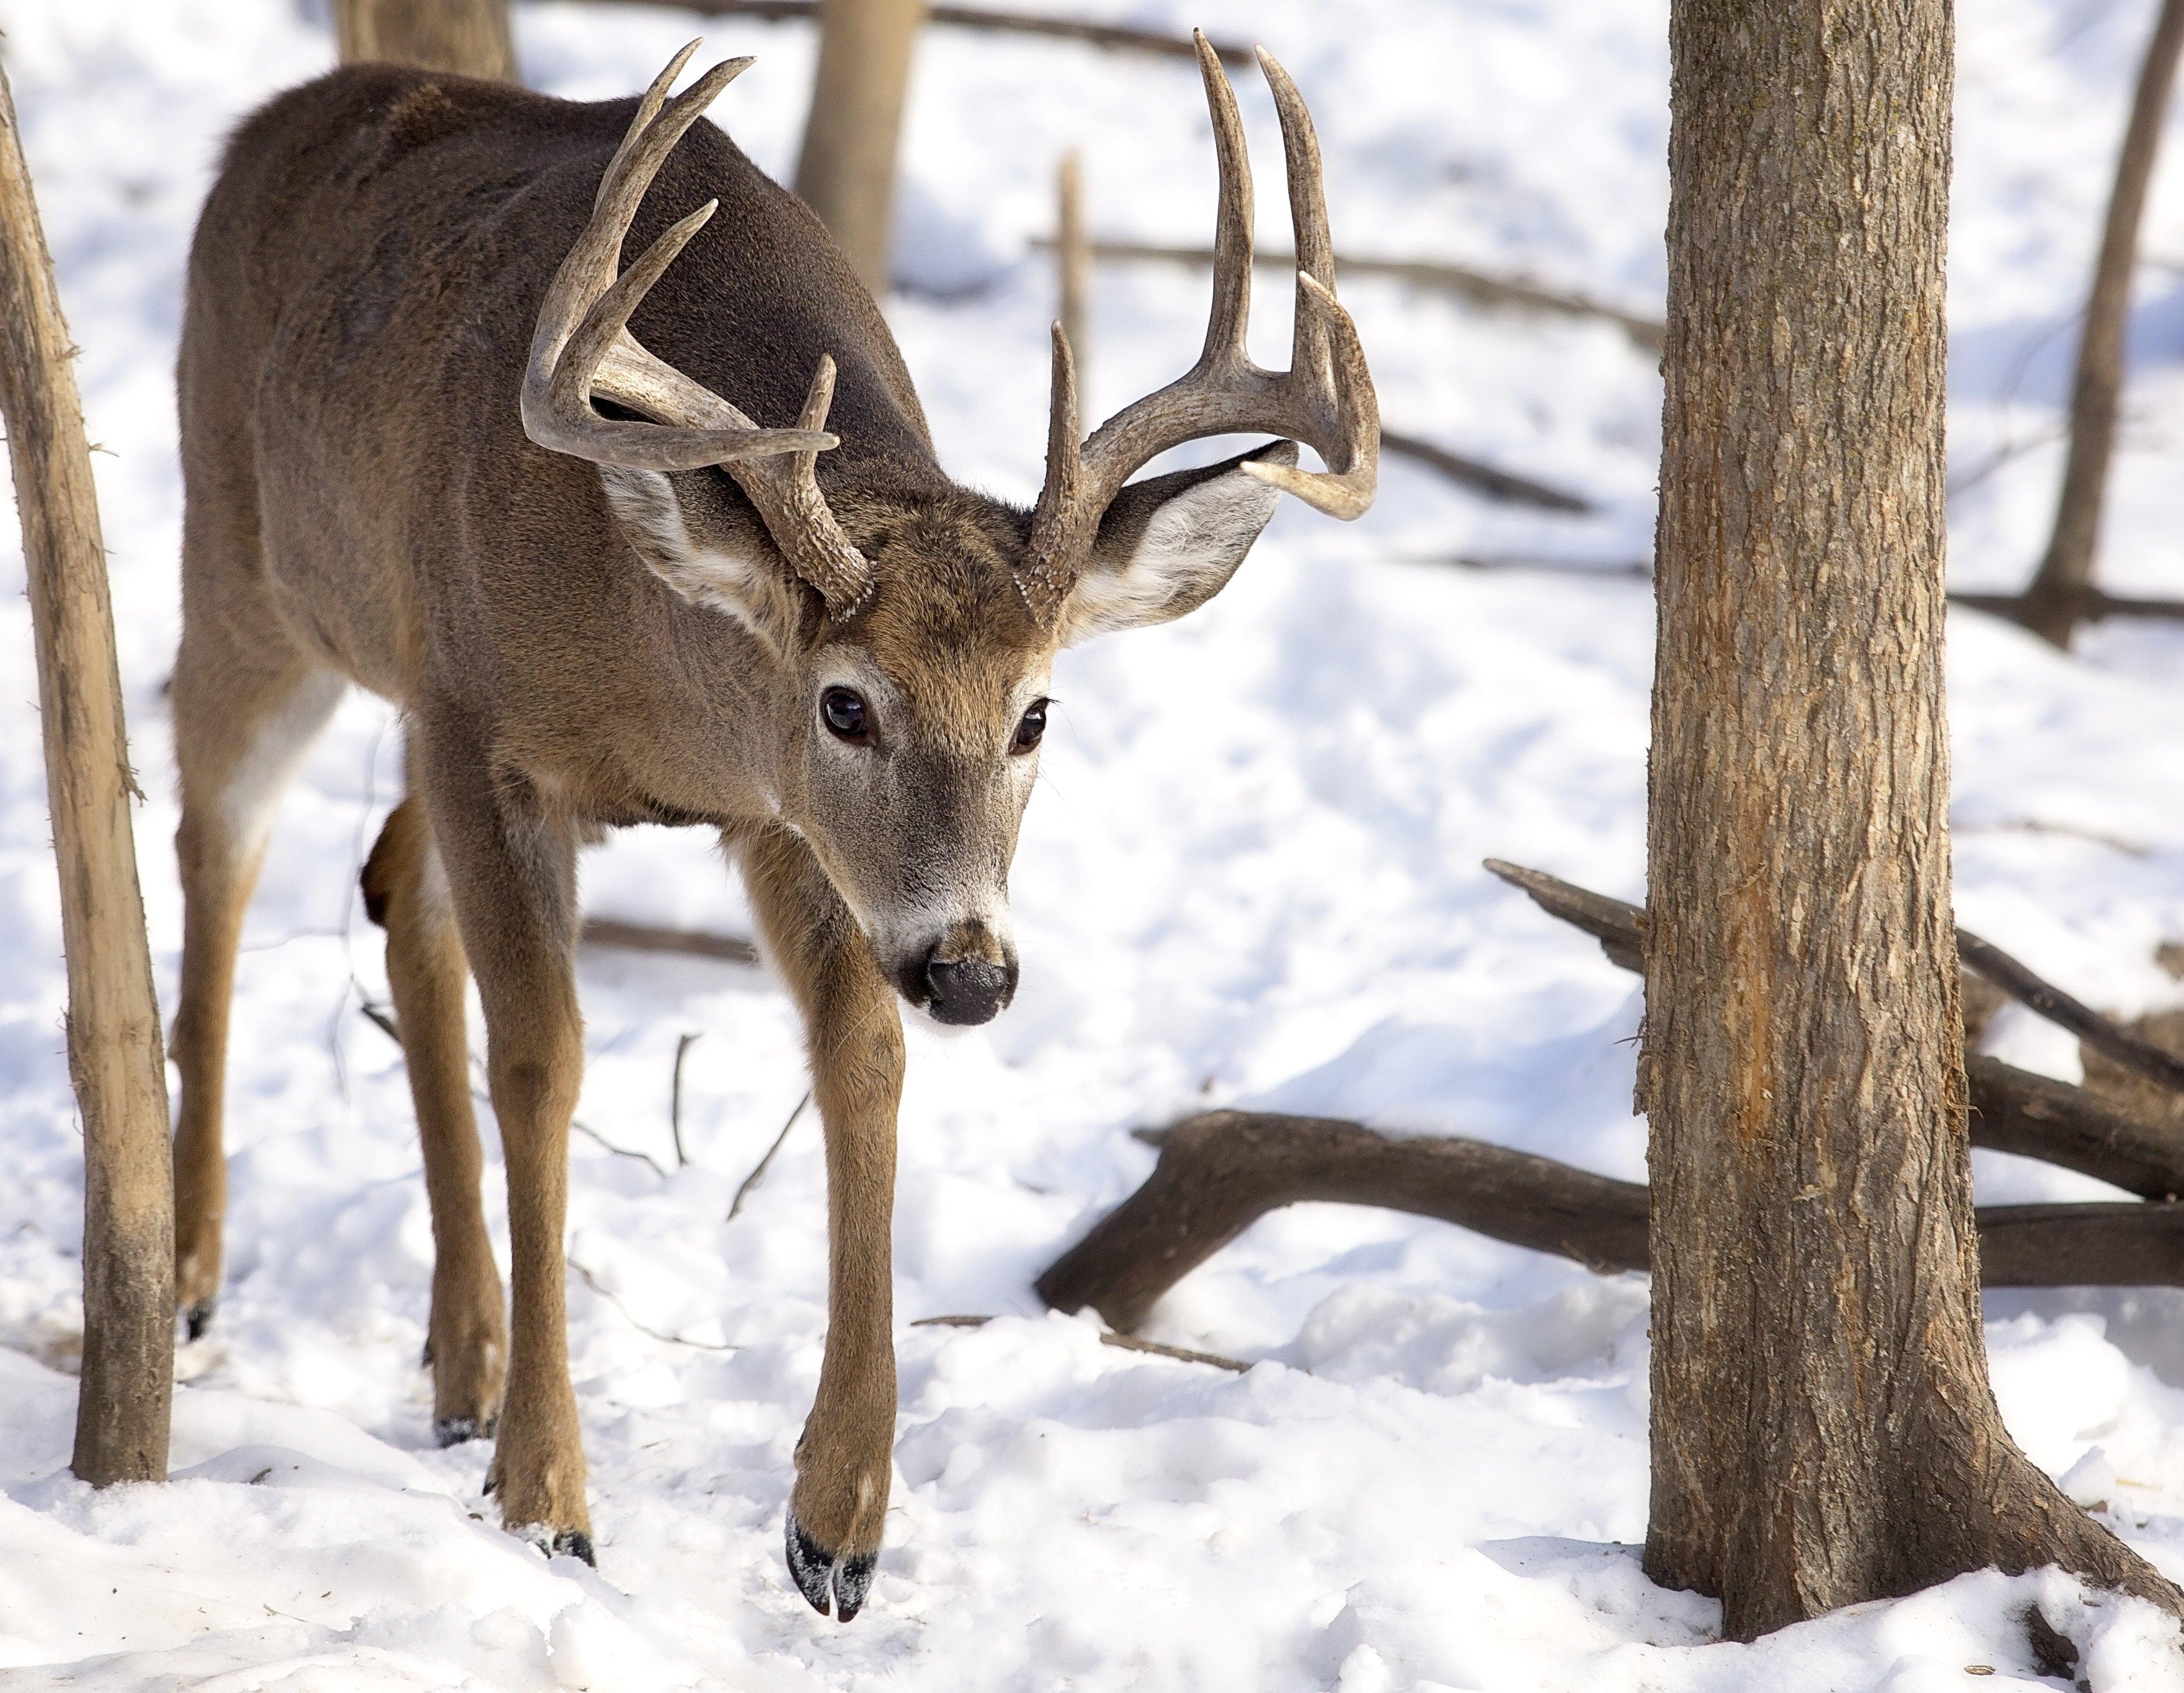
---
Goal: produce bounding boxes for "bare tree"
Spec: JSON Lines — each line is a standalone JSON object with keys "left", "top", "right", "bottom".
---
{"left": 2014, "top": 0, "right": 2184, "bottom": 647}
{"left": 793, "top": 0, "right": 929, "bottom": 291}
{"left": 0, "top": 57, "right": 173, "bottom": 1485}
{"left": 334, "top": 0, "right": 518, "bottom": 80}
{"left": 1646, "top": 0, "right": 2178, "bottom": 1639}
{"left": 1056, "top": 149, "right": 1088, "bottom": 397}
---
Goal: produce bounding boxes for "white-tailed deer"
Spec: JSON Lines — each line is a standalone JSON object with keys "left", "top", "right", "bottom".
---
{"left": 170, "top": 35, "right": 1374, "bottom": 1618}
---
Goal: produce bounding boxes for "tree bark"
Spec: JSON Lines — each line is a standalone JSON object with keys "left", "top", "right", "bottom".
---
{"left": 793, "top": 0, "right": 929, "bottom": 294}
{"left": 1647, "top": 0, "right": 2177, "bottom": 1638}
{"left": 2015, "top": 0, "right": 2184, "bottom": 648}
{"left": 0, "top": 57, "right": 174, "bottom": 1486}
{"left": 333, "top": 0, "right": 518, "bottom": 80}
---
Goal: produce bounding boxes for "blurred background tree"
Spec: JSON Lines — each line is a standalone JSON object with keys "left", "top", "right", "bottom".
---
{"left": 793, "top": 0, "right": 928, "bottom": 292}
{"left": 333, "top": 0, "right": 518, "bottom": 80}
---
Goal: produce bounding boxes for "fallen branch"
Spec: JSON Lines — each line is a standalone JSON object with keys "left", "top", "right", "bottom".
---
{"left": 1038, "top": 1113, "right": 1647, "bottom": 1330}
{"left": 1952, "top": 587, "right": 2184, "bottom": 628}
{"left": 1042, "top": 237, "right": 1665, "bottom": 351}
{"left": 1412, "top": 553, "right": 1651, "bottom": 579}
{"left": 1380, "top": 429, "right": 1595, "bottom": 513}
{"left": 1035, "top": 1111, "right": 2184, "bottom": 1332}
{"left": 580, "top": 917, "right": 760, "bottom": 967}
{"left": 1957, "top": 928, "right": 2184, "bottom": 1098}
{"left": 1485, "top": 857, "right": 2184, "bottom": 1102}
{"left": 565, "top": 0, "right": 1254, "bottom": 65}
{"left": 1480, "top": 859, "right": 2184, "bottom": 1196}
{"left": 912, "top": 1311, "right": 1254, "bottom": 1373}
{"left": 1965, "top": 1053, "right": 2184, "bottom": 1202}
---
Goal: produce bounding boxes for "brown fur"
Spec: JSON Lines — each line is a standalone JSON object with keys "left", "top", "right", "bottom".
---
{"left": 172, "top": 61, "right": 1292, "bottom": 1597}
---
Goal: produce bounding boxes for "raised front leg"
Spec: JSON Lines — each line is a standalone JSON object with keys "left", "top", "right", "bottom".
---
{"left": 740, "top": 825, "right": 905, "bottom": 1623}
{"left": 415, "top": 723, "right": 592, "bottom": 1561}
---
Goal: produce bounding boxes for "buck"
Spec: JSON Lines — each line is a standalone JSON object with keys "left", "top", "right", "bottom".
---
{"left": 169, "top": 36, "right": 1375, "bottom": 1619}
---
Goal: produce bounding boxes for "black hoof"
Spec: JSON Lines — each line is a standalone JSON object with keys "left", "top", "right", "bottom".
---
{"left": 784, "top": 1509, "right": 876, "bottom": 1622}
{"left": 551, "top": 1529, "right": 596, "bottom": 1567}
{"left": 434, "top": 1415, "right": 494, "bottom": 1448}
{"left": 785, "top": 1509, "right": 835, "bottom": 1617}
{"left": 833, "top": 1552, "right": 876, "bottom": 1623}
{"left": 182, "top": 1301, "right": 216, "bottom": 1342}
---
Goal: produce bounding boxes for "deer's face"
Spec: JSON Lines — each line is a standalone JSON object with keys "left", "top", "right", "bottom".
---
{"left": 601, "top": 444, "right": 1294, "bottom": 1026}
{"left": 750, "top": 497, "right": 1047, "bottom": 1024}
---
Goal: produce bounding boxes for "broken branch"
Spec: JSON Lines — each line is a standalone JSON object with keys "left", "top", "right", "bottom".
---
{"left": 1380, "top": 429, "right": 1595, "bottom": 513}
{"left": 1042, "top": 236, "right": 1665, "bottom": 350}
{"left": 580, "top": 917, "right": 760, "bottom": 967}
{"left": 1478, "top": 858, "right": 2184, "bottom": 1197}
{"left": 1035, "top": 1111, "right": 2184, "bottom": 1333}
{"left": 565, "top": 0, "right": 1254, "bottom": 66}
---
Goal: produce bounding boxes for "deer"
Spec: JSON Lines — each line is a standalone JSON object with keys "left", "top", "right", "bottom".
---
{"left": 168, "top": 33, "right": 1375, "bottom": 1620}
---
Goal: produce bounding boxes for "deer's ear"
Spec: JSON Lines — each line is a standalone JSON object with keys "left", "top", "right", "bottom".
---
{"left": 599, "top": 465, "right": 810, "bottom": 660}
{"left": 1057, "top": 441, "right": 1295, "bottom": 645}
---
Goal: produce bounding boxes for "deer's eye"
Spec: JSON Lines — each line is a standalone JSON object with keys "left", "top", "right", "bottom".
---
{"left": 1012, "top": 699, "right": 1048, "bottom": 754}
{"left": 821, "top": 686, "right": 872, "bottom": 743}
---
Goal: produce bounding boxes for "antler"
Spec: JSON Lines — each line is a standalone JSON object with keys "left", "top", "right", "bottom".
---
{"left": 1017, "top": 33, "right": 1380, "bottom": 627}
{"left": 522, "top": 42, "right": 875, "bottom": 617}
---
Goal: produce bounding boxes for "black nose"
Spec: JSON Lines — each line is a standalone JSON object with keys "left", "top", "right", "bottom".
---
{"left": 922, "top": 953, "right": 1017, "bottom": 1026}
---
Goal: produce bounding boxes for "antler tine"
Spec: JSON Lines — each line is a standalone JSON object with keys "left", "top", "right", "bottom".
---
{"left": 598, "top": 38, "right": 701, "bottom": 209}
{"left": 522, "top": 47, "right": 875, "bottom": 616}
{"left": 1016, "top": 40, "right": 1380, "bottom": 626}
{"left": 1258, "top": 47, "right": 1332, "bottom": 385}
{"left": 1193, "top": 30, "right": 1255, "bottom": 373}
{"left": 1018, "top": 323, "right": 1085, "bottom": 622}
{"left": 1240, "top": 272, "right": 1379, "bottom": 518}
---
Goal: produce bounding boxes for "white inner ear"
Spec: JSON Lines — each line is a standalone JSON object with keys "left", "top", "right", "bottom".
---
{"left": 1068, "top": 469, "right": 1282, "bottom": 641}
{"left": 599, "top": 465, "right": 790, "bottom": 654}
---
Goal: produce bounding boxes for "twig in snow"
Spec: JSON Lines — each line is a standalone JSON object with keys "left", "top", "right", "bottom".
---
{"left": 570, "top": 1258, "right": 736, "bottom": 1351}
{"left": 912, "top": 1313, "right": 1256, "bottom": 1373}
{"left": 671, "top": 1032, "right": 698, "bottom": 1169}
{"left": 357, "top": 999, "right": 672, "bottom": 1178}
{"left": 729, "top": 1092, "right": 811, "bottom": 1220}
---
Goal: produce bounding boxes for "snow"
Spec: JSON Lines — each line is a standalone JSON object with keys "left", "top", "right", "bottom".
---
{"left": 0, "top": 0, "right": 2182, "bottom": 1685}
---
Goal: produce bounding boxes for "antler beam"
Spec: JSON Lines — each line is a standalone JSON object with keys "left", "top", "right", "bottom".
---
{"left": 522, "top": 42, "right": 875, "bottom": 616}
{"left": 1018, "top": 31, "right": 1380, "bottom": 625}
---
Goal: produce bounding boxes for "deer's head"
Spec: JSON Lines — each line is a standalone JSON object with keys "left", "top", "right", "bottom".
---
{"left": 523, "top": 40, "right": 1376, "bottom": 1026}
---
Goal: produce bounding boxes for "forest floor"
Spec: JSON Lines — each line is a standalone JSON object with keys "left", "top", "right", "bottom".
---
{"left": 3, "top": 0, "right": 2184, "bottom": 1687}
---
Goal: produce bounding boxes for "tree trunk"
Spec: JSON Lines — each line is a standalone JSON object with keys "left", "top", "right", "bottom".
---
{"left": 2016, "top": 0, "right": 2184, "bottom": 648}
{"left": 793, "top": 0, "right": 928, "bottom": 293}
{"left": 1646, "top": 0, "right": 2179, "bottom": 1641}
{"left": 0, "top": 56, "right": 174, "bottom": 1486}
{"left": 333, "top": 0, "right": 518, "bottom": 80}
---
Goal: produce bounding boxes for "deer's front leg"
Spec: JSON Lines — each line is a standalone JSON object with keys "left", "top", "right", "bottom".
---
{"left": 418, "top": 728, "right": 592, "bottom": 1562}
{"left": 742, "top": 826, "right": 904, "bottom": 1622}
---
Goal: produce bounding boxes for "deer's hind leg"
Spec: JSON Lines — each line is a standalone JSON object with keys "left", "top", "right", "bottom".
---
{"left": 169, "top": 599, "right": 344, "bottom": 1336}
{"left": 362, "top": 795, "right": 507, "bottom": 1444}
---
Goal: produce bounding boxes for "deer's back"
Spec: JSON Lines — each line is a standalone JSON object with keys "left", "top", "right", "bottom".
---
{"left": 182, "top": 63, "right": 938, "bottom": 717}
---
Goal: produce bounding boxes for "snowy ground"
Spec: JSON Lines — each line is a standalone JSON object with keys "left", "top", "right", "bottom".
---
{"left": 2, "top": 0, "right": 2184, "bottom": 1685}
